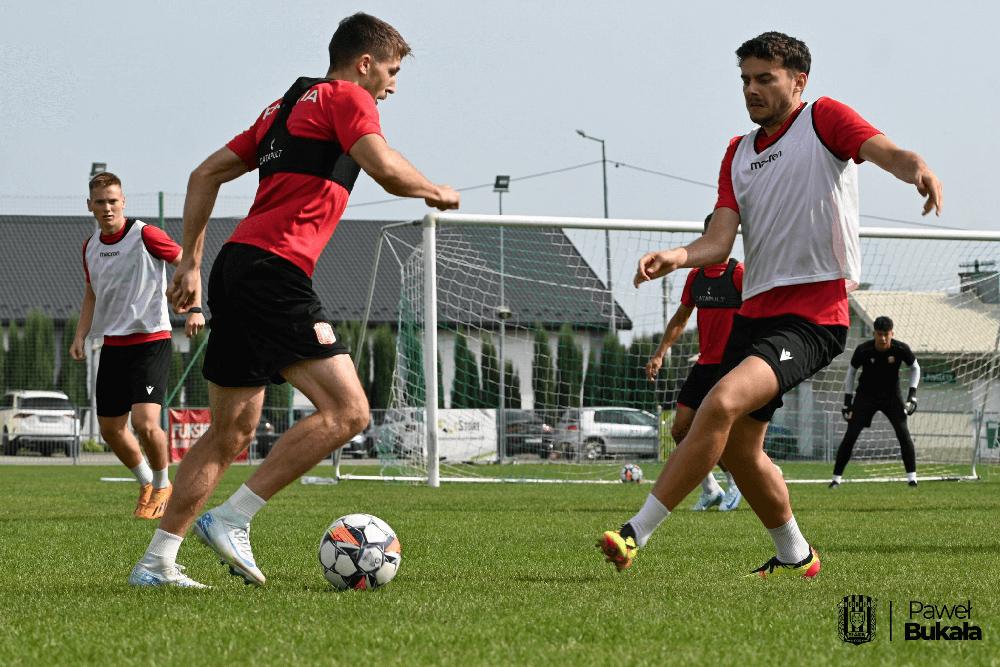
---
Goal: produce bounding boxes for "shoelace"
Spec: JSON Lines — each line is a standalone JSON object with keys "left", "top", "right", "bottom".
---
{"left": 228, "top": 525, "right": 255, "bottom": 562}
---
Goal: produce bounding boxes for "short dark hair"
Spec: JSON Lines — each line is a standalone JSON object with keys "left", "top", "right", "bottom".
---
{"left": 88, "top": 172, "right": 121, "bottom": 194}
{"left": 328, "top": 12, "right": 411, "bottom": 70}
{"left": 873, "top": 315, "right": 894, "bottom": 332}
{"left": 736, "top": 31, "right": 811, "bottom": 75}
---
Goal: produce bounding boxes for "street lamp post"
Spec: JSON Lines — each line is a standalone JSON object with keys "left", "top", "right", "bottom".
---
{"left": 493, "top": 175, "right": 511, "bottom": 459}
{"left": 575, "top": 130, "right": 615, "bottom": 334}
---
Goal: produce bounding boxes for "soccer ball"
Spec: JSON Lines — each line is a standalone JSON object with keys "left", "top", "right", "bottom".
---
{"left": 319, "top": 513, "right": 401, "bottom": 590}
{"left": 620, "top": 463, "right": 643, "bottom": 483}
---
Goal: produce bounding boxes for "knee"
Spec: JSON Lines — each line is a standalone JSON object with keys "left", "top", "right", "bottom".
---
{"left": 99, "top": 423, "right": 126, "bottom": 442}
{"left": 700, "top": 389, "right": 743, "bottom": 424}
{"left": 131, "top": 420, "right": 163, "bottom": 444}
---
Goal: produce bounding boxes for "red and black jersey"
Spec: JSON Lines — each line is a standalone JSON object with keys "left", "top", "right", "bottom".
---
{"left": 225, "top": 79, "right": 382, "bottom": 276}
{"left": 851, "top": 339, "right": 916, "bottom": 398}
{"left": 681, "top": 260, "right": 744, "bottom": 365}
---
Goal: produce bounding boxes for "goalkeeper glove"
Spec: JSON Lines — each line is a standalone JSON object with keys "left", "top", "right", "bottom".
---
{"left": 841, "top": 393, "right": 853, "bottom": 421}
{"left": 905, "top": 387, "right": 918, "bottom": 416}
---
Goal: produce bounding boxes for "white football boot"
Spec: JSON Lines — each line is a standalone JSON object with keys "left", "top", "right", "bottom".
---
{"left": 691, "top": 489, "right": 724, "bottom": 511}
{"left": 193, "top": 507, "right": 266, "bottom": 586}
{"left": 719, "top": 483, "right": 743, "bottom": 512}
{"left": 129, "top": 561, "right": 209, "bottom": 589}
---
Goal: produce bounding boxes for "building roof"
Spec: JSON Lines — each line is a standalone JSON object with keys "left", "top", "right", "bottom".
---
{"left": 850, "top": 290, "right": 1000, "bottom": 355}
{"left": 0, "top": 215, "right": 630, "bottom": 331}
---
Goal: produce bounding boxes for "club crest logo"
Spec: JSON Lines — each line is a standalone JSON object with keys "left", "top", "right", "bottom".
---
{"left": 314, "top": 322, "right": 337, "bottom": 345}
{"left": 839, "top": 595, "right": 876, "bottom": 645}
{"left": 888, "top": 356, "right": 895, "bottom": 364}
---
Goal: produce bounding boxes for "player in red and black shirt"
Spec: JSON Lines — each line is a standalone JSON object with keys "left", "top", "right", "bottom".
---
{"left": 600, "top": 31, "right": 942, "bottom": 578}
{"left": 133, "top": 13, "right": 459, "bottom": 589}
{"left": 830, "top": 316, "right": 921, "bottom": 487}
{"left": 645, "top": 215, "right": 744, "bottom": 512}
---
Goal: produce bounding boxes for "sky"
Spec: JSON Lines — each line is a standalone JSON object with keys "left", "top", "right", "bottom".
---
{"left": 1, "top": 0, "right": 995, "bottom": 232}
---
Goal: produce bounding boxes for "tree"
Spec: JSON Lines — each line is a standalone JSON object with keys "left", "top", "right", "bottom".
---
{"left": 58, "top": 314, "right": 87, "bottom": 406}
{"left": 0, "top": 321, "right": 6, "bottom": 397}
{"left": 480, "top": 334, "right": 499, "bottom": 409}
{"left": 399, "top": 317, "right": 424, "bottom": 407}
{"left": 582, "top": 347, "right": 600, "bottom": 407}
{"left": 167, "top": 347, "right": 185, "bottom": 407}
{"left": 370, "top": 325, "right": 396, "bottom": 411}
{"left": 503, "top": 359, "right": 521, "bottom": 409}
{"left": 627, "top": 336, "right": 659, "bottom": 412}
{"left": 337, "top": 320, "right": 371, "bottom": 398}
{"left": 555, "top": 324, "right": 583, "bottom": 411}
{"left": 23, "top": 310, "right": 55, "bottom": 389}
{"left": 264, "top": 382, "right": 293, "bottom": 432}
{"left": 531, "top": 326, "right": 554, "bottom": 417}
{"left": 6, "top": 320, "right": 23, "bottom": 390}
{"left": 597, "top": 333, "right": 626, "bottom": 405}
{"left": 450, "top": 332, "right": 480, "bottom": 408}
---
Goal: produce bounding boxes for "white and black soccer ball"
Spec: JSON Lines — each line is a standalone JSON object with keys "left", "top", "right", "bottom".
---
{"left": 620, "top": 463, "right": 643, "bottom": 484}
{"left": 319, "top": 513, "right": 401, "bottom": 590}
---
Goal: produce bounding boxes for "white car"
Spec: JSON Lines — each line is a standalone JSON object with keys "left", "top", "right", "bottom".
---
{"left": 0, "top": 390, "right": 80, "bottom": 457}
{"left": 553, "top": 407, "right": 660, "bottom": 460}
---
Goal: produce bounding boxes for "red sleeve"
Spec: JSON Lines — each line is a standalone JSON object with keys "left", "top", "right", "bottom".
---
{"left": 141, "top": 224, "right": 181, "bottom": 263}
{"left": 82, "top": 238, "right": 91, "bottom": 284}
{"left": 325, "top": 84, "right": 383, "bottom": 152}
{"left": 680, "top": 269, "right": 698, "bottom": 308}
{"left": 713, "top": 136, "right": 742, "bottom": 214}
{"left": 226, "top": 99, "right": 281, "bottom": 170}
{"left": 733, "top": 261, "right": 744, "bottom": 293}
{"left": 812, "top": 97, "right": 882, "bottom": 164}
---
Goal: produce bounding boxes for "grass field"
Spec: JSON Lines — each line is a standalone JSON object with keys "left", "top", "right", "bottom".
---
{"left": 1, "top": 463, "right": 998, "bottom": 666}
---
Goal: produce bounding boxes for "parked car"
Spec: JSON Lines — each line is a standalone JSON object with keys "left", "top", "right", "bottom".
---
{"left": 500, "top": 410, "right": 554, "bottom": 457}
{"left": 250, "top": 418, "right": 278, "bottom": 459}
{"left": 0, "top": 390, "right": 80, "bottom": 457}
{"left": 553, "top": 407, "right": 659, "bottom": 460}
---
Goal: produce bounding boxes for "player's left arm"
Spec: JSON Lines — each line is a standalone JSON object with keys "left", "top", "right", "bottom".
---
{"left": 859, "top": 134, "right": 943, "bottom": 216}
{"left": 904, "top": 345, "right": 920, "bottom": 415}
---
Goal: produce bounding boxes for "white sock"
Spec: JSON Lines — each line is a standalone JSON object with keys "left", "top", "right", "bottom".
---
{"left": 725, "top": 470, "right": 736, "bottom": 487}
{"left": 221, "top": 484, "right": 266, "bottom": 522}
{"left": 832, "top": 474, "right": 843, "bottom": 484}
{"left": 700, "top": 472, "right": 722, "bottom": 494}
{"left": 143, "top": 529, "right": 183, "bottom": 566}
{"left": 130, "top": 460, "right": 153, "bottom": 486}
{"left": 767, "top": 516, "right": 810, "bottom": 564}
{"left": 152, "top": 468, "right": 170, "bottom": 489}
{"left": 906, "top": 471, "right": 917, "bottom": 482}
{"left": 627, "top": 494, "right": 670, "bottom": 547}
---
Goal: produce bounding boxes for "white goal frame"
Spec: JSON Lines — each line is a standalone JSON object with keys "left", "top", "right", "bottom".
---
{"left": 409, "top": 212, "right": 1000, "bottom": 488}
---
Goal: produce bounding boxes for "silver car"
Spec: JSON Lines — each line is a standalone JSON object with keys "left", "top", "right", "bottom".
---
{"left": 553, "top": 407, "right": 660, "bottom": 460}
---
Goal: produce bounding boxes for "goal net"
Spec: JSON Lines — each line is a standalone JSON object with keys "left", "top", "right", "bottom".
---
{"left": 352, "top": 213, "right": 1000, "bottom": 486}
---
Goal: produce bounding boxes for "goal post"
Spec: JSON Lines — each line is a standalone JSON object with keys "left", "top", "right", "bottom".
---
{"left": 356, "top": 212, "right": 1000, "bottom": 486}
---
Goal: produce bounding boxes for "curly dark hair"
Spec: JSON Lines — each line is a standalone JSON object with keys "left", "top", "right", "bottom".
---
{"left": 736, "top": 32, "right": 811, "bottom": 75}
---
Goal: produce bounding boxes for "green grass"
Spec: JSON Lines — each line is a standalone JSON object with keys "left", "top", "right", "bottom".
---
{"left": 1, "top": 464, "right": 998, "bottom": 666}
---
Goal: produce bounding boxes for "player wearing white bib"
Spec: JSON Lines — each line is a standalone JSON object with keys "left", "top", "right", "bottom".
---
{"left": 70, "top": 172, "right": 205, "bottom": 519}
{"left": 599, "top": 31, "right": 942, "bottom": 578}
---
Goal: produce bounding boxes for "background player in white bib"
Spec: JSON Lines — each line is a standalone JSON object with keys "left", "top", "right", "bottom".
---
{"left": 645, "top": 215, "right": 744, "bottom": 512}
{"left": 70, "top": 172, "right": 204, "bottom": 519}
{"left": 830, "top": 315, "right": 921, "bottom": 487}
{"left": 598, "top": 31, "right": 942, "bottom": 578}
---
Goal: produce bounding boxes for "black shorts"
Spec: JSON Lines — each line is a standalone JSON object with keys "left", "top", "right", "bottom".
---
{"left": 851, "top": 392, "right": 906, "bottom": 428}
{"left": 719, "top": 314, "right": 847, "bottom": 422}
{"left": 203, "top": 243, "right": 349, "bottom": 387}
{"left": 96, "top": 339, "right": 171, "bottom": 417}
{"left": 676, "top": 363, "right": 721, "bottom": 410}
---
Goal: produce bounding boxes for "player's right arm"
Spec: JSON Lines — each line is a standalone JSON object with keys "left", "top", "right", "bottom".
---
{"left": 349, "top": 135, "right": 459, "bottom": 211}
{"left": 70, "top": 282, "right": 96, "bottom": 361}
{"left": 168, "top": 147, "right": 250, "bottom": 311}
{"left": 647, "top": 302, "right": 694, "bottom": 381}
{"left": 633, "top": 208, "right": 739, "bottom": 287}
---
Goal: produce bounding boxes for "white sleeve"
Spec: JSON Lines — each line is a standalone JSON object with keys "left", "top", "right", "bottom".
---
{"left": 908, "top": 359, "right": 921, "bottom": 390}
{"left": 844, "top": 365, "right": 857, "bottom": 393}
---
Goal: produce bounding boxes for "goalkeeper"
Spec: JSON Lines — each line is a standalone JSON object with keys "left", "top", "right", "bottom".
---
{"left": 830, "top": 316, "right": 920, "bottom": 487}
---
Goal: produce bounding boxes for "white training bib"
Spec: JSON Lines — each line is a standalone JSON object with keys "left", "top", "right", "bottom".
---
{"left": 730, "top": 103, "right": 860, "bottom": 300}
{"left": 86, "top": 220, "right": 171, "bottom": 337}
